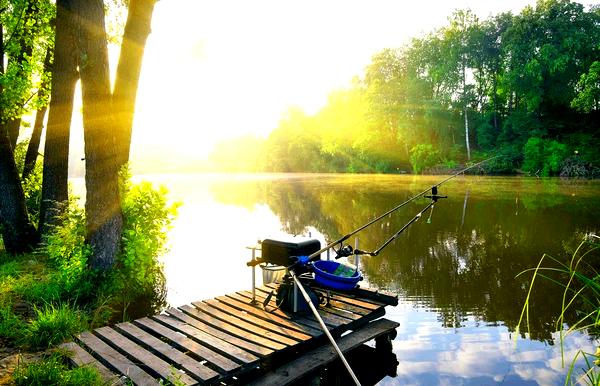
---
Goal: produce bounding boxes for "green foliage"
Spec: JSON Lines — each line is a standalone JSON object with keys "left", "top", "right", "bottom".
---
{"left": 35, "top": 171, "right": 177, "bottom": 322}
{"left": 44, "top": 202, "right": 94, "bottom": 303}
{"left": 409, "top": 144, "right": 440, "bottom": 174}
{"left": 571, "top": 61, "right": 600, "bottom": 113}
{"left": 0, "top": 0, "right": 55, "bottom": 123}
{"left": 25, "top": 304, "right": 86, "bottom": 350}
{"left": 111, "top": 171, "right": 178, "bottom": 319}
{"left": 209, "top": 0, "right": 599, "bottom": 174}
{"left": 13, "top": 355, "right": 106, "bottom": 386}
{"left": 522, "top": 137, "right": 568, "bottom": 176}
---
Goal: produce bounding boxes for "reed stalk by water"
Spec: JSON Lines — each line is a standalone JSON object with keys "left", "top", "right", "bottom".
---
{"left": 516, "top": 233, "right": 600, "bottom": 385}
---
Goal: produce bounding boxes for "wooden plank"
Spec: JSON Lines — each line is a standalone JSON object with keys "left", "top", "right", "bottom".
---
{"left": 263, "top": 282, "right": 394, "bottom": 307}
{"left": 77, "top": 331, "right": 159, "bottom": 386}
{"left": 135, "top": 317, "right": 240, "bottom": 373}
{"left": 116, "top": 322, "right": 219, "bottom": 383}
{"left": 246, "top": 318, "right": 400, "bottom": 386}
{"left": 237, "top": 291, "right": 324, "bottom": 332}
{"left": 312, "top": 288, "right": 382, "bottom": 311}
{"left": 205, "top": 298, "right": 313, "bottom": 341}
{"left": 59, "top": 342, "right": 122, "bottom": 384}
{"left": 194, "top": 300, "right": 302, "bottom": 345}
{"left": 179, "top": 304, "right": 289, "bottom": 350}
{"left": 264, "top": 283, "right": 383, "bottom": 311}
{"left": 316, "top": 302, "right": 362, "bottom": 321}
{"left": 321, "top": 297, "right": 370, "bottom": 316}
{"left": 254, "top": 286, "right": 352, "bottom": 327}
{"left": 156, "top": 312, "right": 267, "bottom": 360}
{"left": 221, "top": 293, "right": 322, "bottom": 337}
{"left": 94, "top": 327, "right": 197, "bottom": 386}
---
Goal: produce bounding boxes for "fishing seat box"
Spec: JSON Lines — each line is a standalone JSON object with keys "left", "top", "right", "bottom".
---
{"left": 260, "top": 239, "right": 321, "bottom": 267}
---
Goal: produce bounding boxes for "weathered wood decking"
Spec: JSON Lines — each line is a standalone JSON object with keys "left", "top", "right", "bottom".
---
{"left": 61, "top": 283, "right": 399, "bottom": 385}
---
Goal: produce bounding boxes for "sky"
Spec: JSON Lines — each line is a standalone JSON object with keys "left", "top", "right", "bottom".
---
{"left": 104, "top": 0, "right": 541, "bottom": 171}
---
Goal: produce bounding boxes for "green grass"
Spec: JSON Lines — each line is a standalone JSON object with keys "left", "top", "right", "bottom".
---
{"left": 0, "top": 303, "right": 28, "bottom": 344}
{"left": 13, "top": 355, "right": 107, "bottom": 386}
{"left": 25, "top": 304, "right": 87, "bottom": 350}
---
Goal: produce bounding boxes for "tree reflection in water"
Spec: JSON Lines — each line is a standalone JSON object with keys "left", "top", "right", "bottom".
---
{"left": 211, "top": 175, "right": 600, "bottom": 343}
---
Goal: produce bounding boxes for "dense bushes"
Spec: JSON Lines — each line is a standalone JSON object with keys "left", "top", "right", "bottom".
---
{"left": 522, "top": 137, "right": 568, "bottom": 176}
{"left": 42, "top": 171, "right": 178, "bottom": 321}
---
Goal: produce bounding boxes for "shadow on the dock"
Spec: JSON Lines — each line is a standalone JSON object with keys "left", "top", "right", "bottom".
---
{"left": 293, "top": 343, "right": 399, "bottom": 386}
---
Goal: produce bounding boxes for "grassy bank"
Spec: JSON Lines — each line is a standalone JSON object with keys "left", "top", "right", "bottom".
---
{"left": 0, "top": 175, "right": 178, "bottom": 385}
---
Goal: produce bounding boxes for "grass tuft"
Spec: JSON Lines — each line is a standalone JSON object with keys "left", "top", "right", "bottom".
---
{"left": 25, "top": 304, "right": 87, "bottom": 350}
{"left": 13, "top": 355, "right": 106, "bottom": 386}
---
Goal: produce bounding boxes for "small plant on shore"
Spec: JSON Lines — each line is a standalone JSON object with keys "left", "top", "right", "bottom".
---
{"left": 13, "top": 353, "right": 106, "bottom": 386}
{"left": 517, "top": 233, "right": 600, "bottom": 385}
{"left": 25, "top": 304, "right": 87, "bottom": 350}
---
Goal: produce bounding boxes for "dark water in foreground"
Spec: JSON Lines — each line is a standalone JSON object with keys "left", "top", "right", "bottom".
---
{"left": 147, "top": 174, "right": 599, "bottom": 385}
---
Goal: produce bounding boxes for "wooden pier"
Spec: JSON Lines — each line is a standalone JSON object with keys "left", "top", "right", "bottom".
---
{"left": 61, "top": 283, "right": 399, "bottom": 385}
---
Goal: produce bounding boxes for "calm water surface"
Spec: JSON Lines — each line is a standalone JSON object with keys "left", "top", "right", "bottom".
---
{"left": 145, "top": 173, "right": 599, "bottom": 385}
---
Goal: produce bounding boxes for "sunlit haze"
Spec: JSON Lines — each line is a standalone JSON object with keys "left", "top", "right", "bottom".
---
{"left": 72, "top": 0, "right": 538, "bottom": 174}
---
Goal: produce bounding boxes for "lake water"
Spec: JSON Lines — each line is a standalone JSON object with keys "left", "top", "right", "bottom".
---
{"left": 143, "top": 173, "right": 600, "bottom": 385}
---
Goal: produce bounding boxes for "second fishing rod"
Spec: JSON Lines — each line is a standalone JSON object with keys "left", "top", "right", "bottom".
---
{"left": 307, "top": 156, "right": 498, "bottom": 261}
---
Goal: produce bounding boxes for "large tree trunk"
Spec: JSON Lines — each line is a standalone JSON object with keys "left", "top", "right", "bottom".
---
{"left": 0, "top": 21, "right": 38, "bottom": 253}
{"left": 39, "top": 1, "right": 79, "bottom": 236}
{"left": 23, "top": 48, "right": 52, "bottom": 180}
{"left": 113, "top": 0, "right": 156, "bottom": 167}
{"left": 74, "top": 0, "right": 123, "bottom": 271}
{"left": 0, "top": 130, "right": 38, "bottom": 253}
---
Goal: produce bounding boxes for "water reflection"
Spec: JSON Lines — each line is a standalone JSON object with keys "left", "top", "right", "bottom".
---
{"left": 154, "top": 173, "right": 600, "bottom": 385}
{"left": 209, "top": 175, "right": 600, "bottom": 342}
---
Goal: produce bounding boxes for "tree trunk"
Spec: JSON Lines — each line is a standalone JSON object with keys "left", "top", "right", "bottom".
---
{"left": 463, "top": 60, "right": 471, "bottom": 161}
{"left": 22, "top": 106, "right": 47, "bottom": 179}
{"left": 74, "top": 0, "right": 123, "bottom": 271}
{"left": 0, "top": 130, "right": 38, "bottom": 253}
{"left": 0, "top": 20, "right": 37, "bottom": 253}
{"left": 492, "top": 72, "right": 498, "bottom": 133}
{"left": 113, "top": 0, "right": 156, "bottom": 167}
{"left": 39, "top": 1, "right": 79, "bottom": 236}
{"left": 22, "top": 48, "right": 52, "bottom": 180}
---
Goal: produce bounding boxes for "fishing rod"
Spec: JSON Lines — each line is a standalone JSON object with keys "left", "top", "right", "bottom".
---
{"left": 289, "top": 271, "right": 362, "bottom": 386}
{"left": 307, "top": 156, "right": 498, "bottom": 261}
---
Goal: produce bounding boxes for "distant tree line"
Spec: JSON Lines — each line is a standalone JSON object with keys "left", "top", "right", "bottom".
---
{"left": 210, "top": 0, "right": 600, "bottom": 176}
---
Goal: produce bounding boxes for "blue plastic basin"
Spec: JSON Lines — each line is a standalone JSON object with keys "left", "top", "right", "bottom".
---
{"left": 312, "top": 260, "right": 362, "bottom": 291}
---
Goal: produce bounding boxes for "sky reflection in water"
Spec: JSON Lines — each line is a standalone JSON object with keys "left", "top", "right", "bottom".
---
{"left": 147, "top": 173, "right": 599, "bottom": 385}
